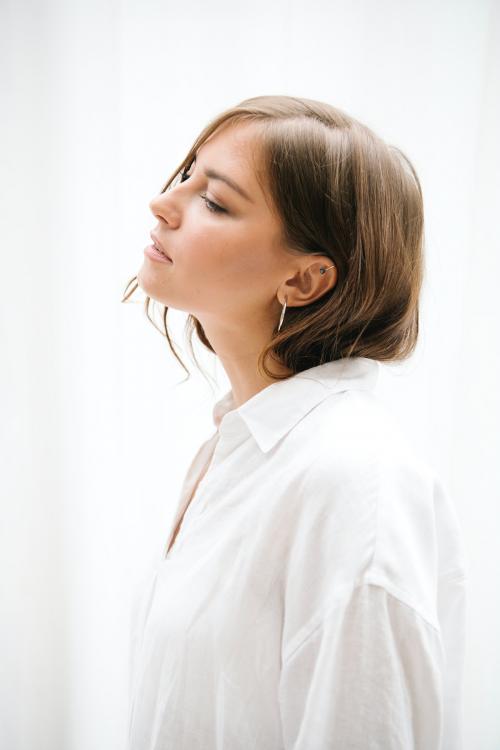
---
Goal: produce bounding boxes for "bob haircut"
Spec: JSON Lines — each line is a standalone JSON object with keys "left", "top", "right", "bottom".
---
{"left": 122, "top": 95, "right": 424, "bottom": 381}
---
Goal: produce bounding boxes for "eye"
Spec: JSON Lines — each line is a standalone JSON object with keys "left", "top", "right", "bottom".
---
{"left": 179, "top": 167, "right": 226, "bottom": 214}
{"left": 199, "top": 192, "right": 226, "bottom": 214}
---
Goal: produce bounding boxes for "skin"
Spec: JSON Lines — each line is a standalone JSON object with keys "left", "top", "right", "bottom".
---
{"left": 137, "top": 121, "right": 338, "bottom": 408}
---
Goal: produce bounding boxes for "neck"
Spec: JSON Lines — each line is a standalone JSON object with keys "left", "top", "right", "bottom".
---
{"left": 196, "top": 312, "right": 293, "bottom": 408}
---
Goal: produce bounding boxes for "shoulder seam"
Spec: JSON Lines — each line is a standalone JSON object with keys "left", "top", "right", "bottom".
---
{"left": 282, "top": 578, "right": 440, "bottom": 666}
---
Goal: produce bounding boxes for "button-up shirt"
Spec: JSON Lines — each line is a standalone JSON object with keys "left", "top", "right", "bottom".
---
{"left": 127, "top": 356, "right": 467, "bottom": 749}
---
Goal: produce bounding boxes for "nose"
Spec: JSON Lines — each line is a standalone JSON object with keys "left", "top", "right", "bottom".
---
{"left": 149, "top": 189, "right": 181, "bottom": 228}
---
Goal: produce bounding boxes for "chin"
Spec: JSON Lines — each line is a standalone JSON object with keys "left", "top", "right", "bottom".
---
{"left": 136, "top": 268, "right": 164, "bottom": 302}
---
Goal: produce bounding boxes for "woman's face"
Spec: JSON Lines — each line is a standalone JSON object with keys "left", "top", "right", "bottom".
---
{"left": 138, "top": 121, "right": 293, "bottom": 328}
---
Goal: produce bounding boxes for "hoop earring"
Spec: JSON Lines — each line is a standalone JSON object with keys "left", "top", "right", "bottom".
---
{"left": 277, "top": 263, "right": 336, "bottom": 333}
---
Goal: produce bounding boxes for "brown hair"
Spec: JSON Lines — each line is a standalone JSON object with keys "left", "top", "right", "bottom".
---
{"left": 122, "top": 95, "right": 424, "bottom": 382}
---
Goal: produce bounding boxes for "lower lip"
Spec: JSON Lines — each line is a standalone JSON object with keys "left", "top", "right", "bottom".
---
{"left": 144, "top": 244, "right": 173, "bottom": 264}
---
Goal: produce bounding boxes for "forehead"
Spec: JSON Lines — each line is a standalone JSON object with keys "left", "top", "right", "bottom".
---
{"left": 196, "top": 122, "right": 266, "bottom": 195}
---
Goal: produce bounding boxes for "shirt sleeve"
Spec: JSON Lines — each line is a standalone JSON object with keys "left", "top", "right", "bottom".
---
{"left": 278, "top": 581, "right": 446, "bottom": 750}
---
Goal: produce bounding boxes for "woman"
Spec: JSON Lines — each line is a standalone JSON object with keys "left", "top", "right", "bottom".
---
{"left": 122, "top": 95, "right": 467, "bottom": 749}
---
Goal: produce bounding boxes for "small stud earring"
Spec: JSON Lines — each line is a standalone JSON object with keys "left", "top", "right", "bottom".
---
{"left": 319, "top": 264, "right": 336, "bottom": 275}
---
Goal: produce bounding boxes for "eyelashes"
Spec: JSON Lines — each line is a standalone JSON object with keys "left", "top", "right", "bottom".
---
{"left": 179, "top": 166, "right": 226, "bottom": 215}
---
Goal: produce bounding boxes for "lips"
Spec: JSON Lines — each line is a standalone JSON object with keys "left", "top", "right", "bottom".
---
{"left": 150, "top": 232, "right": 172, "bottom": 261}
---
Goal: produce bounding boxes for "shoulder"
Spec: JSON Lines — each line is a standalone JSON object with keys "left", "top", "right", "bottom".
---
{"left": 299, "top": 388, "right": 433, "bottom": 499}
{"left": 287, "top": 389, "right": 448, "bottom": 620}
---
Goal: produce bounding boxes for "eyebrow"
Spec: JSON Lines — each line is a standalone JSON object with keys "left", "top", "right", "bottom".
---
{"left": 193, "top": 155, "right": 253, "bottom": 203}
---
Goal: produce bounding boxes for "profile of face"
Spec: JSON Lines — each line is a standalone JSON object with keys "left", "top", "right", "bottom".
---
{"left": 138, "top": 121, "right": 336, "bottom": 334}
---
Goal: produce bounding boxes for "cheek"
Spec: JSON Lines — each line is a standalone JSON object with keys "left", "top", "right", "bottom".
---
{"left": 178, "top": 224, "right": 226, "bottom": 268}
{"left": 180, "top": 225, "right": 252, "bottom": 275}
{"left": 178, "top": 214, "right": 277, "bottom": 289}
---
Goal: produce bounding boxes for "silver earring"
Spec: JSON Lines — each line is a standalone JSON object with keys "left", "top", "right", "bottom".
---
{"left": 319, "top": 264, "right": 336, "bottom": 275}
{"left": 277, "top": 294, "right": 287, "bottom": 332}
{"left": 277, "top": 264, "right": 335, "bottom": 332}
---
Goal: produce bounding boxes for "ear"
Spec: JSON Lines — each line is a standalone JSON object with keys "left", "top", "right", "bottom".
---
{"left": 277, "top": 257, "right": 338, "bottom": 307}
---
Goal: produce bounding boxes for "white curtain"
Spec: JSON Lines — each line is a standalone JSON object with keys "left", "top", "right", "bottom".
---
{"left": 1, "top": 1, "right": 498, "bottom": 748}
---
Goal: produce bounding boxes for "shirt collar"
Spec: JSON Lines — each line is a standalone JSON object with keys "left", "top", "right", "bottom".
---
{"left": 212, "top": 356, "right": 380, "bottom": 453}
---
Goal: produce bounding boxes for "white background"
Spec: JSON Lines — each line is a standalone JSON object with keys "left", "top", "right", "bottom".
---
{"left": 1, "top": 0, "right": 499, "bottom": 748}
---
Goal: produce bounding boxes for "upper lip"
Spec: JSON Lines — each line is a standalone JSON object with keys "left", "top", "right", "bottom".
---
{"left": 150, "top": 231, "right": 172, "bottom": 261}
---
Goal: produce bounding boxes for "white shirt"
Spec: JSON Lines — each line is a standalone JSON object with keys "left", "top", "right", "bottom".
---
{"left": 127, "top": 356, "right": 467, "bottom": 750}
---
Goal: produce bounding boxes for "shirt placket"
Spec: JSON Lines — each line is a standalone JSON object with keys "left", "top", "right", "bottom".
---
{"left": 168, "top": 412, "right": 248, "bottom": 555}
